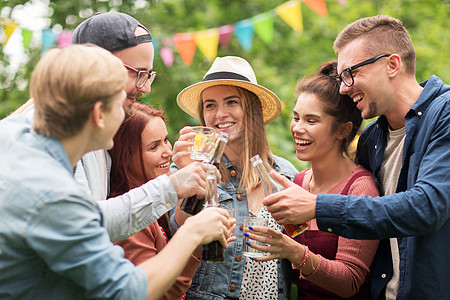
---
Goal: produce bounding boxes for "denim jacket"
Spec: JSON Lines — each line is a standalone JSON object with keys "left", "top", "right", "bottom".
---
{"left": 316, "top": 75, "right": 450, "bottom": 299}
{"left": 0, "top": 116, "right": 147, "bottom": 299}
{"left": 171, "top": 155, "right": 298, "bottom": 299}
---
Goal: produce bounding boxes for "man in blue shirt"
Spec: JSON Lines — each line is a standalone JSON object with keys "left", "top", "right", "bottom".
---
{"left": 0, "top": 45, "right": 232, "bottom": 299}
{"left": 12, "top": 12, "right": 210, "bottom": 243}
{"left": 264, "top": 15, "right": 449, "bottom": 299}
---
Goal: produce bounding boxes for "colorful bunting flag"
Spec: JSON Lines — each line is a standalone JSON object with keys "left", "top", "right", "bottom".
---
{"left": 57, "top": 30, "right": 72, "bottom": 49}
{"left": 218, "top": 24, "right": 234, "bottom": 48}
{"left": 234, "top": 19, "right": 254, "bottom": 51}
{"left": 160, "top": 47, "right": 174, "bottom": 67}
{"left": 194, "top": 28, "right": 219, "bottom": 62}
{"left": 21, "top": 28, "right": 33, "bottom": 50}
{"left": 41, "top": 28, "right": 57, "bottom": 54}
{"left": 252, "top": 12, "right": 275, "bottom": 45}
{"left": 303, "top": 0, "right": 328, "bottom": 16}
{"left": 275, "top": 0, "right": 303, "bottom": 32}
{"left": 2, "top": 19, "right": 18, "bottom": 46}
{"left": 1, "top": 0, "right": 333, "bottom": 68}
{"left": 174, "top": 33, "right": 196, "bottom": 66}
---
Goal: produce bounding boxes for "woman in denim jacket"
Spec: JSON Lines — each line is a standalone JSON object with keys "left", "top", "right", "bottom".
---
{"left": 170, "top": 56, "right": 298, "bottom": 299}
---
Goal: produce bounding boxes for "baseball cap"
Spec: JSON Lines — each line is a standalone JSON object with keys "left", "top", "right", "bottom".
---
{"left": 72, "top": 11, "right": 152, "bottom": 53}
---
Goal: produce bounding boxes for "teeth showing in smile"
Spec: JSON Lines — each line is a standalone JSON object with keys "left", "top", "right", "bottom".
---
{"left": 158, "top": 162, "right": 170, "bottom": 168}
{"left": 217, "top": 122, "right": 234, "bottom": 129}
{"left": 353, "top": 95, "right": 363, "bottom": 103}
{"left": 295, "top": 139, "right": 311, "bottom": 146}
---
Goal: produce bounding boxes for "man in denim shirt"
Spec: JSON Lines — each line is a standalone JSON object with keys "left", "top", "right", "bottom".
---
{"left": 11, "top": 12, "right": 211, "bottom": 243}
{"left": 0, "top": 45, "right": 232, "bottom": 299}
{"left": 264, "top": 15, "right": 450, "bottom": 299}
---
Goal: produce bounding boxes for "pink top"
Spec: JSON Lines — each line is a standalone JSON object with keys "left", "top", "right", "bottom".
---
{"left": 295, "top": 166, "right": 380, "bottom": 298}
{"left": 115, "top": 222, "right": 200, "bottom": 300}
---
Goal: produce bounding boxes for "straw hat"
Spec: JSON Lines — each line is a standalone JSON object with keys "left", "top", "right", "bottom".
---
{"left": 177, "top": 56, "right": 282, "bottom": 125}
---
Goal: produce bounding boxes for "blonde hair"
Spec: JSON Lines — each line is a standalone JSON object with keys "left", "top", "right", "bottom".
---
{"left": 31, "top": 44, "right": 127, "bottom": 139}
{"left": 333, "top": 15, "right": 415, "bottom": 75}
{"left": 199, "top": 86, "right": 274, "bottom": 191}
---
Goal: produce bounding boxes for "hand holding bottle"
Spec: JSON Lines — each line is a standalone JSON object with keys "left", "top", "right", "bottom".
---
{"left": 251, "top": 155, "right": 308, "bottom": 237}
{"left": 263, "top": 170, "right": 317, "bottom": 226}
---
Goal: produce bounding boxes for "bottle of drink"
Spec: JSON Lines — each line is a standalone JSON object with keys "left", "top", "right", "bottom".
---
{"left": 250, "top": 154, "right": 308, "bottom": 237}
{"left": 200, "top": 168, "right": 224, "bottom": 262}
{"left": 180, "top": 132, "right": 229, "bottom": 216}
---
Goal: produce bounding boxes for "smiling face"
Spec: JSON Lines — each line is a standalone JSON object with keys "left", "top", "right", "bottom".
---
{"left": 201, "top": 85, "right": 244, "bottom": 146}
{"left": 337, "top": 39, "right": 395, "bottom": 120}
{"left": 290, "top": 92, "right": 343, "bottom": 163}
{"left": 133, "top": 116, "right": 173, "bottom": 181}
{"left": 112, "top": 27, "right": 155, "bottom": 116}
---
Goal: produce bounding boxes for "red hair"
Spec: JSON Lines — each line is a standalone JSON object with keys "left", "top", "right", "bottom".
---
{"left": 109, "top": 102, "right": 166, "bottom": 197}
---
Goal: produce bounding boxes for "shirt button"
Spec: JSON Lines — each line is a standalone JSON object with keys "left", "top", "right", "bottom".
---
{"left": 418, "top": 111, "right": 422, "bottom": 116}
{"left": 327, "top": 227, "right": 333, "bottom": 233}
{"left": 240, "top": 224, "right": 244, "bottom": 231}
{"left": 374, "top": 145, "right": 377, "bottom": 150}
{"left": 381, "top": 273, "right": 387, "bottom": 279}
{"left": 230, "top": 170, "right": 237, "bottom": 177}
{"left": 230, "top": 284, "right": 236, "bottom": 291}
{"left": 237, "top": 194, "right": 243, "bottom": 200}
{"left": 166, "top": 203, "right": 172, "bottom": 209}
{"left": 236, "top": 255, "right": 242, "bottom": 261}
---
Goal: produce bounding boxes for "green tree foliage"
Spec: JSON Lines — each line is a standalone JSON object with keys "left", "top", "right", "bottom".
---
{"left": 1, "top": 0, "right": 449, "bottom": 171}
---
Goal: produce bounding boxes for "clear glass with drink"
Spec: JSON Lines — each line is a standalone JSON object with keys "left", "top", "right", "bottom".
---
{"left": 189, "top": 126, "right": 217, "bottom": 162}
{"left": 242, "top": 217, "right": 269, "bottom": 257}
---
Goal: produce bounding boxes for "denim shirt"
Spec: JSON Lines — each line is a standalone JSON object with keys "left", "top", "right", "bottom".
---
{"left": 0, "top": 116, "right": 147, "bottom": 299}
{"left": 11, "top": 104, "right": 179, "bottom": 243}
{"left": 316, "top": 75, "right": 450, "bottom": 299}
{"left": 170, "top": 155, "right": 298, "bottom": 299}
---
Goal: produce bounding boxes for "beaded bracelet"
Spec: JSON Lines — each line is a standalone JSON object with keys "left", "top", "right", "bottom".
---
{"left": 291, "top": 245, "right": 310, "bottom": 270}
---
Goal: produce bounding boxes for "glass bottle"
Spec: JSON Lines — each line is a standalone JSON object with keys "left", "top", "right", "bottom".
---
{"left": 180, "top": 132, "right": 229, "bottom": 216}
{"left": 250, "top": 154, "right": 308, "bottom": 237}
{"left": 200, "top": 168, "right": 224, "bottom": 262}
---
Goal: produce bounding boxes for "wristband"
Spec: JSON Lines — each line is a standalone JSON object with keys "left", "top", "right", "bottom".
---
{"left": 292, "top": 245, "right": 309, "bottom": 270}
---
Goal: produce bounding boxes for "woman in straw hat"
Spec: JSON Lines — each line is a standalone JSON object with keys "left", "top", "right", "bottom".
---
{"left": 169, "top": 56, "right": 298, "bottom": 300}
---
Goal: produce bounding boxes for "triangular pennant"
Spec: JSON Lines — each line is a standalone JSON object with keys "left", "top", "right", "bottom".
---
{"left": 194, "top": 28, "right": 219, "bottom": 62}
{"left": 21, "top": 28, "right": 33, "bottom": 50}
{"left": 57, "top": 30, "right": 72, "bottom": 49}
{"left": 160, "top": 47, "right": 174, "bottom": 67}
{"left": 218, "top": 24, "right": 234, "bottom": 48}
{"left": 303, "top": 0, "right": 328, "bottom": 16}
{"left": 275, "top": 0, "right": 303, "bottom": 32}
{"left": 2, "top": 19, "right": 18, "bottom": 46}
{"left": 335, "top": 0, "right": 347, "bottom": 3}
{"left": 152, "top": 37, "right": 160, "bottom": 52}
{"left": 41, "top": 28, "right": 58, "bottom": 54}
{"left": 174, "top": 33, "right": 196, "bottom": 66}
{"left": 234, "top": 19, "right": 254, "bottom": 51}
{"left": 252, "top": 12, "right": 275, "bottom": 45}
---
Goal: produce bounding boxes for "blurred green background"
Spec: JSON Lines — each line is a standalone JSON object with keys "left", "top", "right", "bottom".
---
{"left": 1, "top": 0, "right": 449, "bottom": 171}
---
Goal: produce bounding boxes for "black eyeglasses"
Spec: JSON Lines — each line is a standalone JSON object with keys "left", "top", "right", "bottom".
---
{"left": 124, "top": 64, "right": 157, "bottom": 89}
{"left": 337, "top": 54, "right": 391, "bottom": 87}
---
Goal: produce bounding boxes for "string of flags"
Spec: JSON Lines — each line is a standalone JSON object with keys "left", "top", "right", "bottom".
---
{"left": 1, "top": 0, "right": 345, "bottom": 67}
